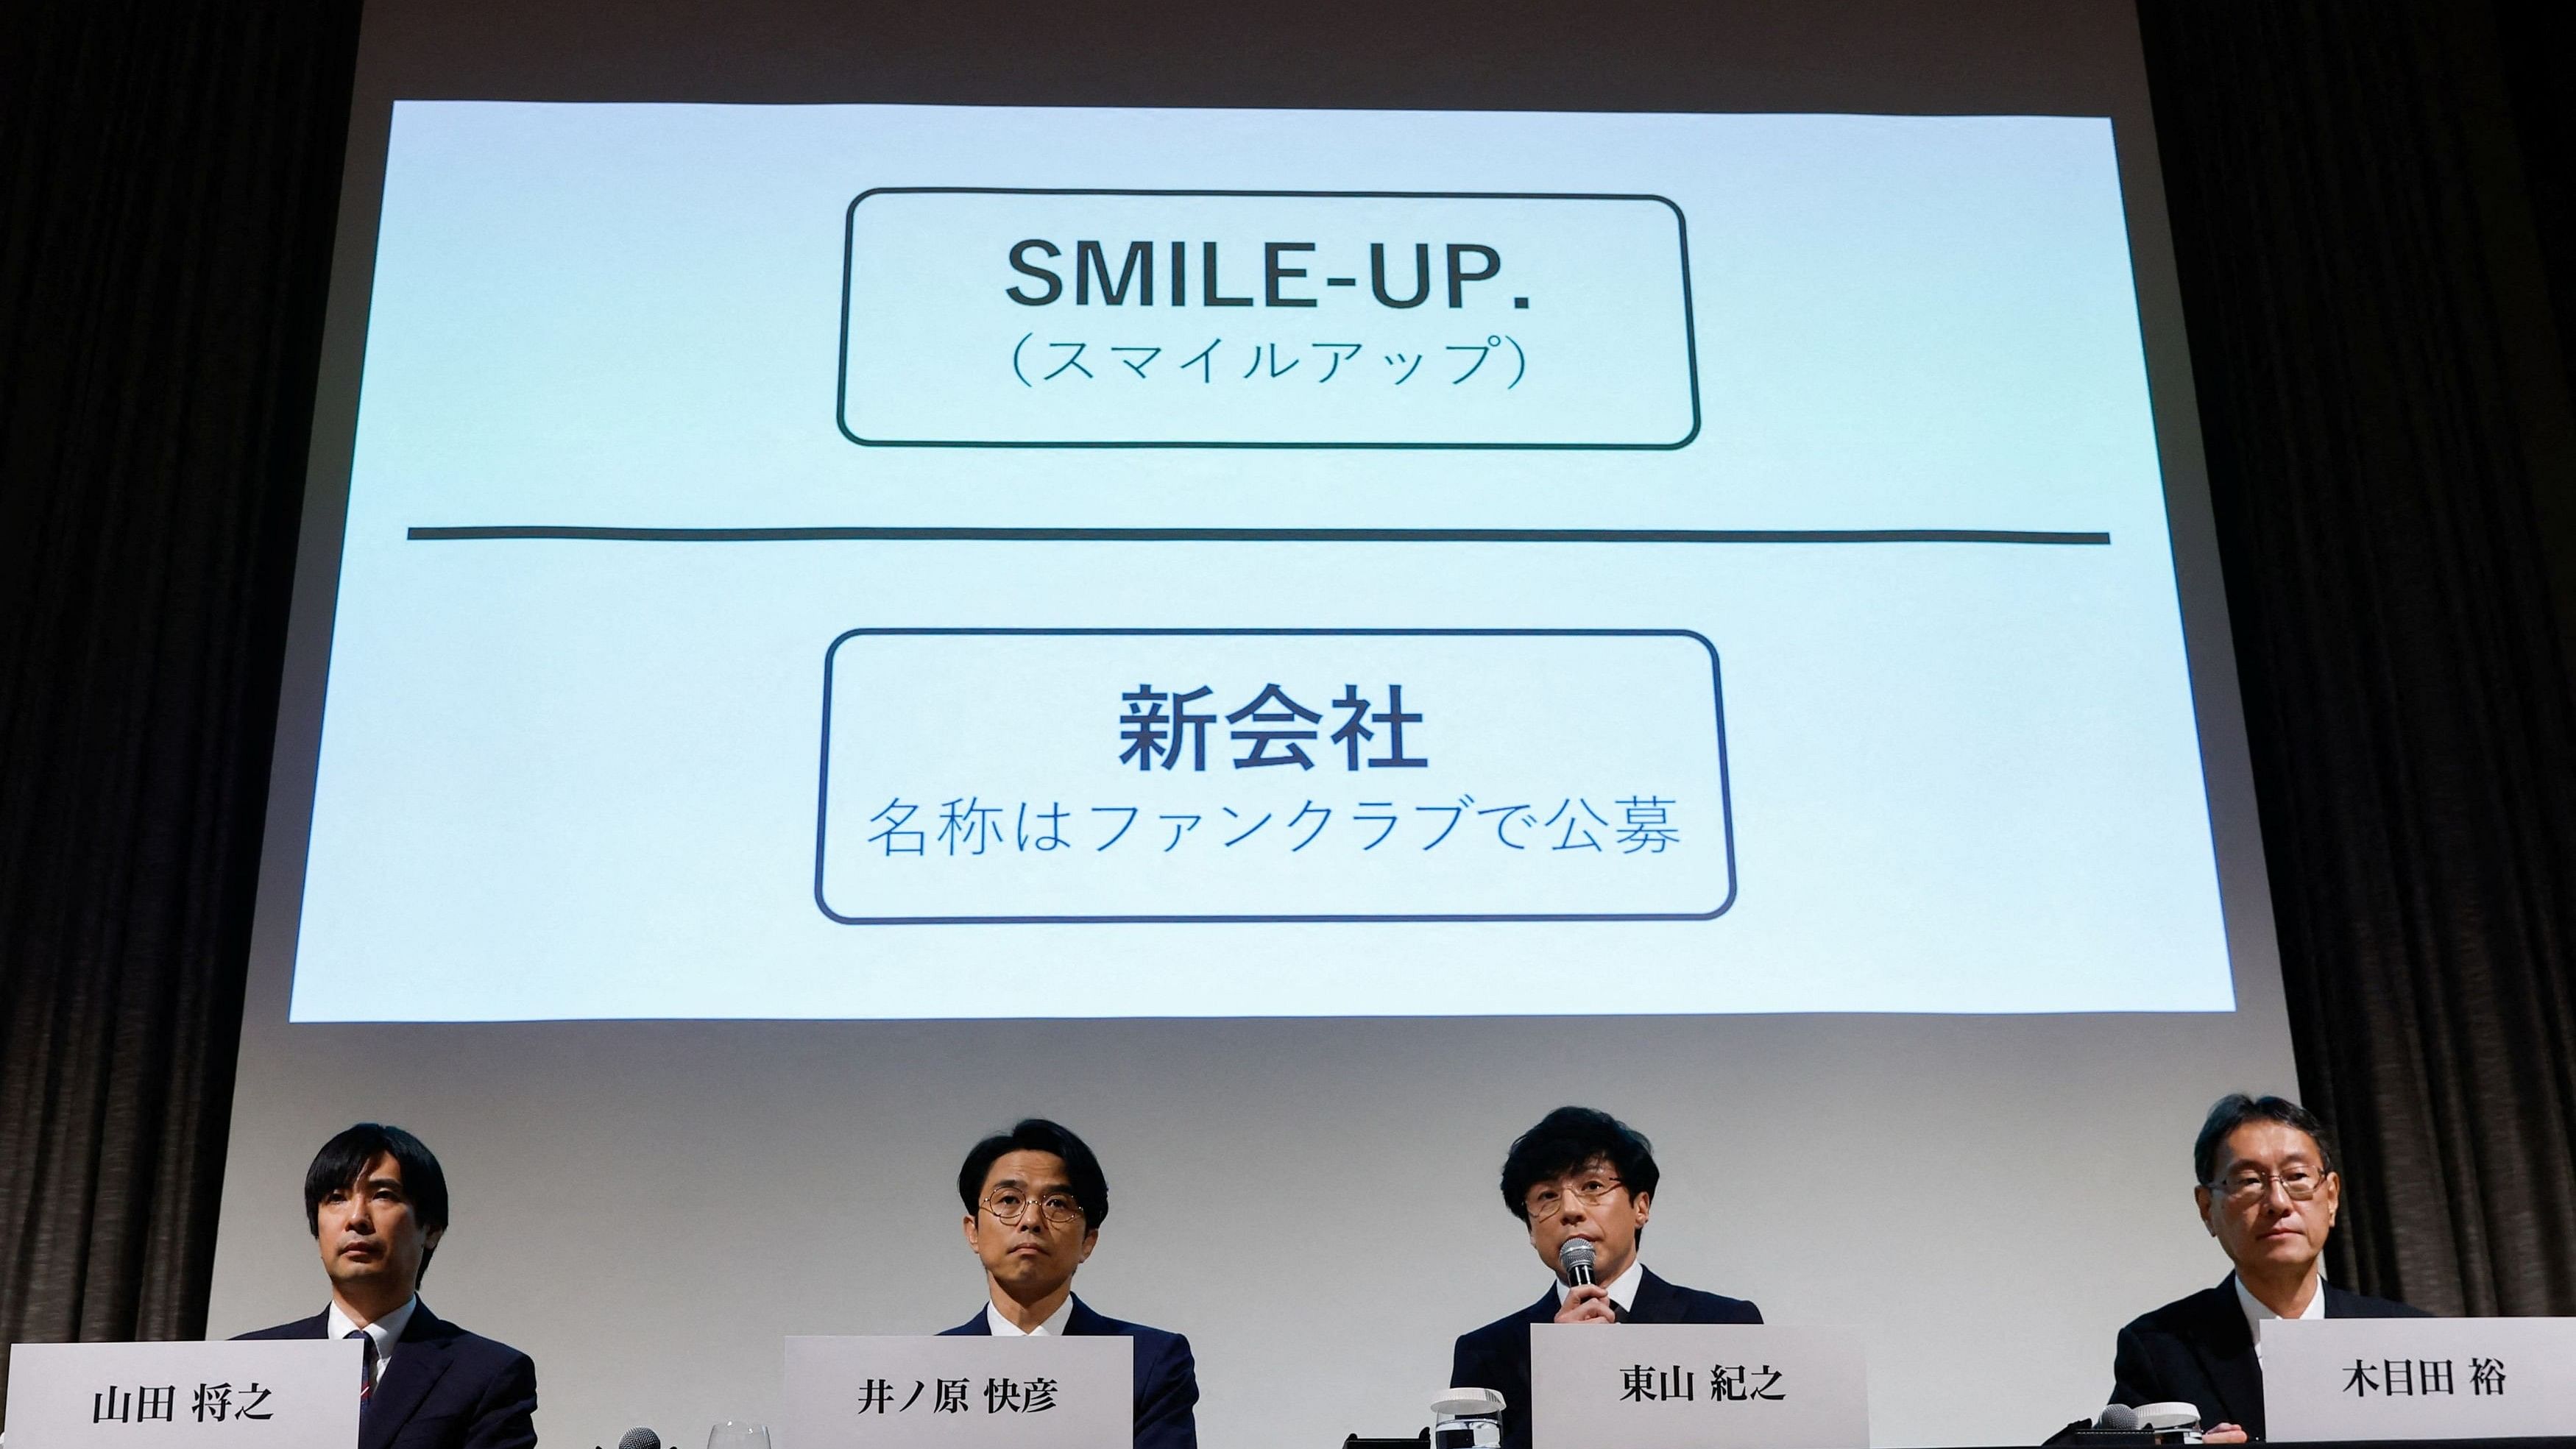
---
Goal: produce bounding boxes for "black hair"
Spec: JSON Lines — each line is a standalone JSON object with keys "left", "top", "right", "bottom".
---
{"left": 2193, "top": 1094, "right": 2338, "bottom": 1185}
{"left": 302, "top": 1123, "right": 450, "bottom": 1280}
{"left": 956, "top": 1119, "right": 1109, "bottom": 1229}
{"left": 1500, "top": 1105, "right": 1660, "bottom": 1225}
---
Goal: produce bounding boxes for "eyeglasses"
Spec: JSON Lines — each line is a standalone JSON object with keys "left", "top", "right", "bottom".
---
{"left": 980, "top": 1188, "right": 1085, "bottom": 1227}
{"left": 2205, "top": 1169, "right": 2327, "bottom": 1203}
{"left": 1524, "top": 1176, "right": 1627, "bottom": 1222}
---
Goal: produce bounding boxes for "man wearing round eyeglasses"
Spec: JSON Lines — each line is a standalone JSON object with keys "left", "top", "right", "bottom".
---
{"left": 2108, "top": 1094, "right": 2424, "bottom": 1442}
{"left": 938, "top": 1119, "right": 1198, "bottom": 1449}
{"left": 1451, "top": 1106, "right": 1761, "bottom": 1449}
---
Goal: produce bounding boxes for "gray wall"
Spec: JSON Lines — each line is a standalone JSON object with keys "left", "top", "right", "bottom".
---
{"left": 210, "top": 4, "right": 2297, "bottom": 1445}
{"left": 208, "top": 1011, "right": 2301, "bottom": 1448}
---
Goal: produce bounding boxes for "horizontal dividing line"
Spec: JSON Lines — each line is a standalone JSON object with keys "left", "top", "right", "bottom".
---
{"left": 407, "top": 525, "right": 2112, "bottom": 546}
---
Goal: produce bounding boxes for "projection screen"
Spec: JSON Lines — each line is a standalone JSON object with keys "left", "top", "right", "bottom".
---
{"left": 211, "top": 4, "right": 2300, "bottom": 1446}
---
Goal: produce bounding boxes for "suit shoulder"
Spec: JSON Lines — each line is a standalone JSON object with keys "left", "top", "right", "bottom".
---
{"left": 231, "top": 1322, "right": 312, "bottom": 1341}
{"left": 232, "top": 1311, "right": 330, "bottom": 1341}
{"left": 1669, "top": 1285, "right": 1762, "bottom": 1324}
{"left": 1121, "top": 1319, "right": 1194, "bottom": 1358}
{"left": 420, "top": 1317, "right": 537, "bottom": 1375}
{"left": 1139, "top": 1324, "right": 1195, "bottom": 1383}
{"left": 463, "top": 1335, "right": 539, "bottom": 1384}
{"left": 1079, "top": 1311, "right": 1192, "bottom": 1356}
{"left": 2120, "top": 1284, "right": 2234, "bottom": 1340}
{"left": 2329, "top": 1284, "right": 2430, "bottom": 1319}
{"left": 1455, "top": 1303, "right": 1542, "bottom": 1356}
{"left": 467, "top": 1333, "right": 539, "bottom": 1372}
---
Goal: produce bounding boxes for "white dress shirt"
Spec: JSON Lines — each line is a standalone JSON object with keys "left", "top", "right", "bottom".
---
{"left": 327, "top": 1294, "right": 419, "bottom": 1383}
{"left": 986, "top": 1294, "right": 1075, "bottom": 1336}
{"left": 2236, "top": 1270, "right": 2324, "bottom": 1361}
{"left": 1554, "top": 1257, "right": 1646, "bottom": 1314}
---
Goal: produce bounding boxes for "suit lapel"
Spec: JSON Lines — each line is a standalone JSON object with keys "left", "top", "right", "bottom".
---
{"left": 361, "top": 1304, "right": 459, "bottom": 1449}
{"left": 1627, "top": 1268, "right": 1674, "bottom": 1324}
{"left": 2185, "top": 1278, "right": 2261, "bottom": 1431}
{"left": 283, "top": 1311, "right": 333, "bottom": 1339}
{"left": 1510, "top": 1285, "right": 1558, "bottom": 1376}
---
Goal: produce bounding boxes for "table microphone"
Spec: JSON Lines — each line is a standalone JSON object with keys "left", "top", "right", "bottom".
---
{"left": 618, "top": 1429, "right": 661, "bottom": 1449}
{"left": 2046, "top": 1402, "right": 2200, "bottom": 1447}
{"left": 1558, "top": 1237, "right": 1596, "bottom": 1288}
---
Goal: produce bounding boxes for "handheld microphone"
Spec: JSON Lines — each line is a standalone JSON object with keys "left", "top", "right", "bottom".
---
{"left": 1557, "top": 1237, "right": 1596, "bottom": 1288}
{"left": 2094, "top": 1406, "right": 2141, "bottom": 1432}
{"left": 618, "top": 1429, "right": 662, "bottom": 1449}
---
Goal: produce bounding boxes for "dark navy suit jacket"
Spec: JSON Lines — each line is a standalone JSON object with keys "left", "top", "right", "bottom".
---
{"left": 941, "top": 1297, "right": 1197, "bottom": 1449}
{"left": 1451, "top": 1268, "right": 1762, "bottom": 1449}
{"left": 237, "top": 1303, "right": 537, "bottom": 1449}
{"left": 2110, "top": 1273, "right": 2427, "bottom": 1439}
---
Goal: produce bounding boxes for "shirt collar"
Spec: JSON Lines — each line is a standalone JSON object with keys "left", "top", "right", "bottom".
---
{"left": 1554, "top": 1257, "right": 1646, "bottom": 1311}
{"left": 326, "top": 1294, "right": 418, "bottom": 1352}
{"left": 2234, "top": 1270, "right": 2324, "bottom": 1343}
{"left": 986, "top": 1294, "right": 1075, "bottom": 1337}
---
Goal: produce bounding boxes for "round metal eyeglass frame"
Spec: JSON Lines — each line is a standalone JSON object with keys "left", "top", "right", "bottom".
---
{"left": 1524, "top": 1177, "right": 1628, "bottom": 1222}
{"left": 980, "top": 1190, "right": 1086, "bottom": 1227}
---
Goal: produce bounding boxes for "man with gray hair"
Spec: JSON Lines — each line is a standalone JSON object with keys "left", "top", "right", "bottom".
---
{"left": 2107, "top": 1094, "right": 2424, "bottom": 1442}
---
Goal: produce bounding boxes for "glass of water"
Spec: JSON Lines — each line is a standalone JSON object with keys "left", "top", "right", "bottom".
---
{"left": 707, "top": 1423, "right": 771, "bottom": 1449}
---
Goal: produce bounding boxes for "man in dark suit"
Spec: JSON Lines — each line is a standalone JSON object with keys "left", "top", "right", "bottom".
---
{"left": 1451, "top": 1106, "right": 1761, "bottom": 1449}
{"left": 2109, "top": 1094, "right": 2424, "bottom": 1442}
{"left": 237, "top": 1124, "right": 537, "bottom": 1449}
{"left": 939, "top": 1119, "right": 1197, "bottom": 1449}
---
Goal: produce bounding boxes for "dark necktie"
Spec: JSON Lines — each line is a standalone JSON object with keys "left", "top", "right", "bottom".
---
{"left": 346, "top": 1328, "right": 379, "bottom": 1401}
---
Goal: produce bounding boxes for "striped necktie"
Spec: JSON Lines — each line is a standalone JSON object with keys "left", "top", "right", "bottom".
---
{"left": 346, "top": 1328, "right": 379, "bottom": 1401}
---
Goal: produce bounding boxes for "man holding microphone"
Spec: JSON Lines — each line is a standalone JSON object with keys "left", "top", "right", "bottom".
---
{"left": 1449, "top": 1106, "right": 1762, "bottom": 1449}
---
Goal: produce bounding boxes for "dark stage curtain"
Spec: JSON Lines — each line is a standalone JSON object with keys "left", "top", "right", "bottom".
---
{"left": 0, "top": 1, "right": 361, "bottom": 1420}
{"left": 2140, "top": 0, "right": 2576, "bottom": 1315}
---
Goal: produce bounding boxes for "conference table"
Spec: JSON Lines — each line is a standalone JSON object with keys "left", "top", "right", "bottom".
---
{"left": 1329, "top": 1431, "right": 2576, "bottom": 1441}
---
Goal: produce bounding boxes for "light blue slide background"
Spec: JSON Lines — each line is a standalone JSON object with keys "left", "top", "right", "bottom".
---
{"left": 292, "top": 102, "right": 2229, "bottom": 1021}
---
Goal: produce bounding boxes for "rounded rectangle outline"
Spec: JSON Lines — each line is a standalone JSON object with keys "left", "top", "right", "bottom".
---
{"left": 812, "top": 626, "right": 1737, "bottom": 924}
{"left": 835, "top": 187, "right": 1702, "bottom": 450}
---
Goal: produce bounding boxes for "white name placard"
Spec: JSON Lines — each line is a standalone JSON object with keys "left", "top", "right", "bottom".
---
{"left": 1529, "top": 1325, "right": 1869, "bottom": 1449}
{"left": 6, "top": 1341, "right": 361, "bottom": 1449}
{"left": 783, "top": 1336, "right": 1131, "bottom": 1449}
{"left": 2262, "top": 1317, "right": 2576, "bottom": 1440}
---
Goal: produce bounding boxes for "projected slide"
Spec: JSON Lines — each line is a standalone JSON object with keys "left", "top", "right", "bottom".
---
{"left": 291, "top": 102, "right": 2231, "bottom": 1021}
